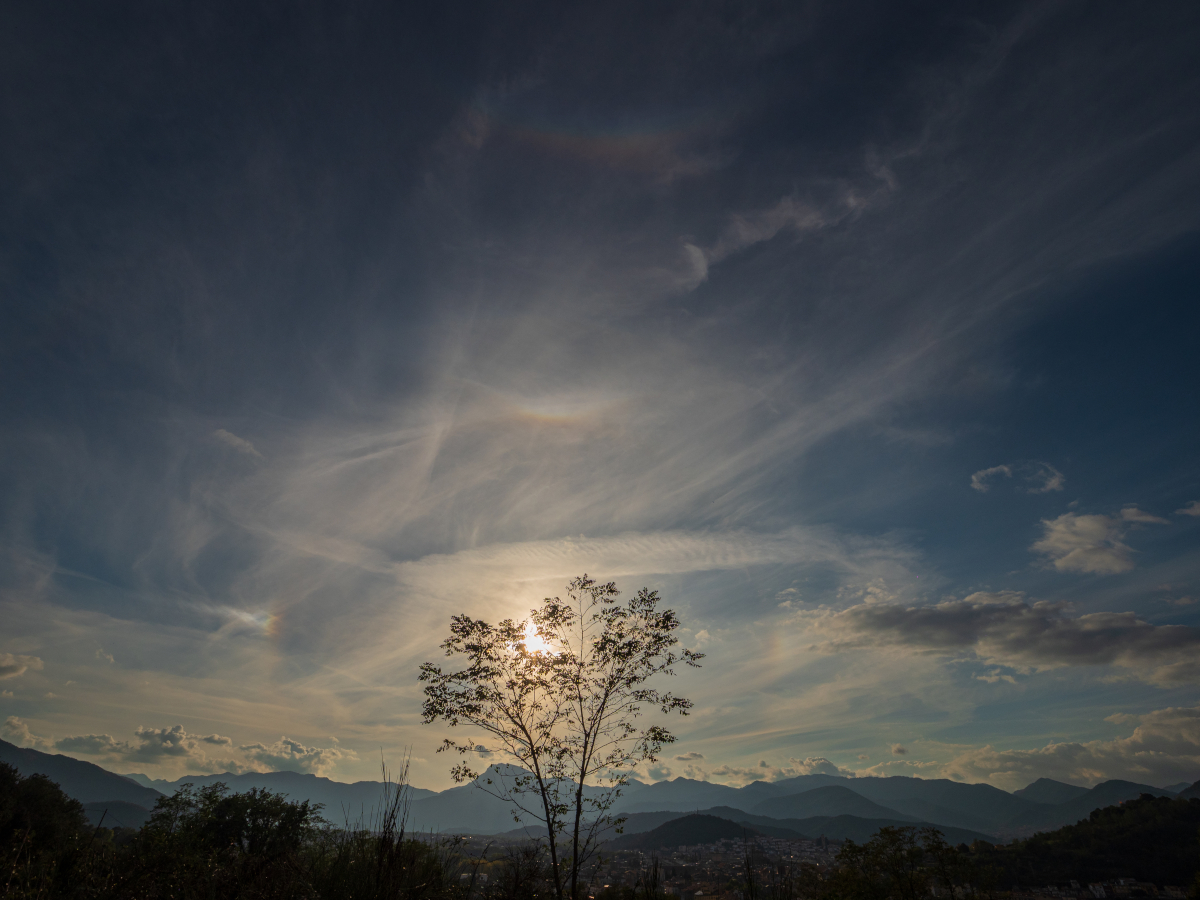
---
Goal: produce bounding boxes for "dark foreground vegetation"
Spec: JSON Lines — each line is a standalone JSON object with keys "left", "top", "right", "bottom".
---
{"left": 4, "top": 763, "right": 1199, "bottom": 900}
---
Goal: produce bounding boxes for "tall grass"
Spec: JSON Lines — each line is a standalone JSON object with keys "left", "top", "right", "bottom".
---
{"left": 306, "top": 756, "right": 465, "bottom": 900}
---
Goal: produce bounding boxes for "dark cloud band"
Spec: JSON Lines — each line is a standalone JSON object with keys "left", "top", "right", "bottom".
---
{"left": 809, "top": 592, "right": 1200, "bottom": 683}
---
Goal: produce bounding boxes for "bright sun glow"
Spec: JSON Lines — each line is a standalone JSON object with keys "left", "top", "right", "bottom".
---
{"left": 522, "top": 621, "right": 554, "bottom": 655}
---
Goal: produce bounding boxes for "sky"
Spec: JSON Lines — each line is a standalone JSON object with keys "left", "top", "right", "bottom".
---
{"left": 1, "top": 1, "right": 1199, "bottom": 792}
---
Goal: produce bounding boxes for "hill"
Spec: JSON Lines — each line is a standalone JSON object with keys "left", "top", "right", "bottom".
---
{"left": 874, "top": 797, "right": 998, "bottom": 834}
{"left": 720, "top": 811, "right": 993, "bottom": 846}
{"left": 1002, "top": 779, "right": 1177, "bottom": 835}
{"left": 1013, "top": 778, "right": 1090, "bottom": 805}
{"left": 613, "top": 777, "right": 754, "bottom": 813}
{"left": 751, "top": 786, "right": 915, "bottom": 821}
{"left": 601, "top": 806, "right": 994, "bottom": 846}
{"left": 838, "top": 776, "right": 1037, "bottom": 828}
{"left": 611, "top": 773, "right": 1043, "bottom": 834}
{"left": 0, "top": 738, "right": 163, "bottom": 807}
{"left": 980, "top": 794, "right": 1200, "bottom": 886}
{"left": 608, "top": 814, "right": 760, "bottom": 851}
{"left": 1176, "top": 779, "right": 1200, "bottom": 800}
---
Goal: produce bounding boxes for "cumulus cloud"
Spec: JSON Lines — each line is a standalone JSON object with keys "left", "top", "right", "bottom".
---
{"left": 789, "top": 756, "right": 854, "bottom": 777}
{"left": 56, "top": 733, "right": 132, "bottom": 755}
{"left": 891, "top": 744, "right": 908, "bottom": 756}
{"left": 1174, "top": 501, "right": 1200, "bottom": 517}
{"left": 133, "top": 725, "right": 214, "bottom": 759}
{"left": 0, "top": 653, "right": 43, "bottom": 680}
{"left": 855, "top": 758, "right": 944, "bottom": 779}
{"left": 806, "top": 592, "right": 1200, "bottom": 684}
{"left": 970, "top": 461, "right": 1063, "bottom": 494}
{"left": 95, "top": 650, "right": 114, "bottom": 664}
{"left": 940, "top": 705, "right": 1200, "bottom": 790}
{"left": 212, "top": 429, "right": 263, "bottom": 459}
{"left": 239, "top": 736, "right": 355, "bottom": 776}
{"left": 675, "top": 751, "right": 705, "bottom": 761}
{"left": 700, "top": 756, "right": 854, "bottom": 786}
{"left": 3, "top": 716, "right": 52, "bottom": 750}
{"left": 1031, "top": 508, "right": 1168, "bottom": 574}
{"left": 6, "top": 720, "right": 253, "bottom": 774}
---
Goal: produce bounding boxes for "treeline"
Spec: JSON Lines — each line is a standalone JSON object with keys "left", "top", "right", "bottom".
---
{"left": 4, "top": 763, "right": 1200, "bottom": 900}
{"left": 727, "top": 796, "right": 1200, "bottom": 900}
{"left": 1, "top": 761, "right": 540, "bottom": 900}
{"left": 973, "top": 793, "right": 1200, "bottom": 888}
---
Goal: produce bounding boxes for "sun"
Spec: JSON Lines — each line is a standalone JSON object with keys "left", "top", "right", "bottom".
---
{"left": 522, "top": 620, "right": 554, "bottom": 655}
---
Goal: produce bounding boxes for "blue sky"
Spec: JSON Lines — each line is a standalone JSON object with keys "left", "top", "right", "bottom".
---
{"left": 1, "top": 1, "right": 1198, "bottom": 790}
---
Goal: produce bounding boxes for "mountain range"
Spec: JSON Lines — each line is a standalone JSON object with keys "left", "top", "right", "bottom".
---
{"left": 3, "top": 738, "right": 1196, "bottom": 841}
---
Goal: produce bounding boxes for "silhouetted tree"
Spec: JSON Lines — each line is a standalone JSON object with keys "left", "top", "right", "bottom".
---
{"left": 421, "top": 575, "right": 703, "bottom": 900}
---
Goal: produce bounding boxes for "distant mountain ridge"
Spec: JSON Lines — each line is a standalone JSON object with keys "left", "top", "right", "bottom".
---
{"left": 610, "top": 771, "right": 1188, "bottom": 839}
{"left": 0, "top": 738, "right": 162, "bottom": 807}
{"left": 124, "top": 769, "right": 439, "bottom": 827}
{"left": 750, "top": 785, "right": 918, "bottom": 821}
{"left": 1013, "top": 778, "right": 1091, "bottom": 805}
{"left": 1002, "top": 780, "right": 1178, "bottom": 834}
{"left": 6, "top": 737, "right": 1196, "bottom": 841}
{"left": 692, "top": 806, "right": 994, "bottom": 846}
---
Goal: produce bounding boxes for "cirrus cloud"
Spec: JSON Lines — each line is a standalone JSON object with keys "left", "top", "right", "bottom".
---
{"left": 212, "top": 428, "right": 263, "bottom": 460}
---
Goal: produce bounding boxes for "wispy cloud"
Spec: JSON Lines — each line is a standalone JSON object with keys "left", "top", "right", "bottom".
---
{"left": 0, "top": 653, "right": 43, "bottom": 680}
{"left": 970, "top": 461, "right": 1063, "bottom": 494}
{"left": 681, "top": 196, "right": 841, "bottom": 289}
{"left": 213, "top": 429, "right": 263, "bottom": 460}
{"left": 1031, "top": 508, "right": 1169, "bottom": 574}
{"left": 1, "top": 2, "right": 1198, "bottom": 787}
